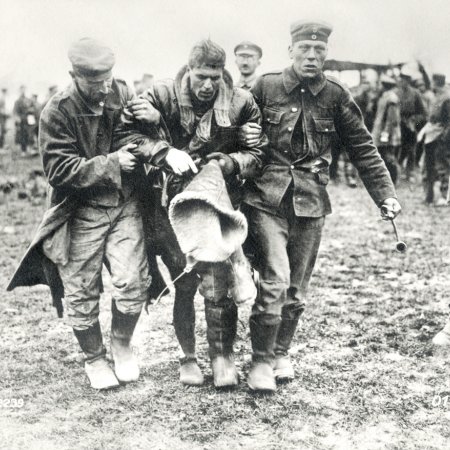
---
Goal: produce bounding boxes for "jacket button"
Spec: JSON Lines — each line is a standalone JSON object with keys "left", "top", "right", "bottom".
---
{"left": 288, "top": 126, "right": 293, "bottom": 131}
{"left": 301, "top": 89, "right": 305, "bottom": 93}
{"left": 325, "top": 128, "right": 329, "bottom": 131}
{"left": 290, "top": 165, "right": 295, "bottom": 169}
{"left": 291, "top": 107, "right": 298, "bottom": 112}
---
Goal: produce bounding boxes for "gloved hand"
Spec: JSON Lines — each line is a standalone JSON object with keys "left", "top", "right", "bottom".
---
{"left": 205, "top": 152, "right": 238, "bottom": 176}
{"left": 380, "top": 198, "right": 402, "bottom": 220}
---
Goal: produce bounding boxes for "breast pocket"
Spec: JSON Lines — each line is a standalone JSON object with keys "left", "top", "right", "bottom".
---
{"left": 262, "top": 107, "right": 283, "bottom": 144}
{"left": 312, "top": 117, "right": 336, "bottom": 155}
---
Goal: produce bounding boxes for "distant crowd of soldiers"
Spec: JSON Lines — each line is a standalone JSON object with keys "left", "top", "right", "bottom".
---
{"left": 343, "top": 65, "right": 450, "bottom": 206}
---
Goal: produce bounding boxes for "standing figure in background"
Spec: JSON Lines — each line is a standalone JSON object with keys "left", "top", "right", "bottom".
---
{"left": 234, "top": 41, "right": 262, "bottom": 91}
{"left": 13, "top": 85, "right": 34, "bottom": 154}
{"left": 420, "top": 73, "right": 450, "bottom": 206}
{"left": 371, "top": 74, "right": 401, "bottom": 185}
{"left": 415, "top": 77, "right": 435, "bottom": 165}
{"left": 0, "top": 88, "right": 8, "bottom": 148}
{"left": 396, "top": 66, "right": 427, "bottom": 182}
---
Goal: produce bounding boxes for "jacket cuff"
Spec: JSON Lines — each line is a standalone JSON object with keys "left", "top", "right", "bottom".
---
{"left": 106, "top": 152, "right": 122, "bottom": 189}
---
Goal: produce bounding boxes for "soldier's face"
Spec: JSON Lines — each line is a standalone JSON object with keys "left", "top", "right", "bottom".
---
{"left": 235, "top": 52, "right": 260, "bottom": 76}
{"left": 189, "top": 65, "right": 223, "bottom": 103}
{"left": 289, "top": 40, "right": 328, "bottom": 79}
{"left": 72, "top": 73, "right": 113, "bottom": 104}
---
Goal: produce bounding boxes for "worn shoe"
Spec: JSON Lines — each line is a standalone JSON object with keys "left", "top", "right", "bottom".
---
{"left": 84, "top": 357, "right": 120, "bottom": 390}
{"left": 180, "top": 359, "right": 204, "bottom": 386}
{"left": 111, "top": 341, "right": 140, "bottom": 383}
{"left": 247, "top": 362, "right": 276, "bottom": 392}
{"left": 432, "top": 321, "right": 450, "bottom": 346}
{"left": 274, "top": 355, "right": 295, "bottom": 382}
{"left": 211, "top": 355, "right": 238, "bottom": 388}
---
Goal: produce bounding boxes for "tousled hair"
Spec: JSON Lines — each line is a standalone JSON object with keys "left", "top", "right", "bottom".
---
{"left": 188, "top": 39, "right": 226, "bottom": 69}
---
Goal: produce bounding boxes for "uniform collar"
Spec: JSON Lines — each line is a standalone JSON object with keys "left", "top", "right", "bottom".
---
{"left": 238, "top": 73, "right": 257, "bottom": 89}
{"left": 283, "top": 65, "right": 327, "bottom": 96}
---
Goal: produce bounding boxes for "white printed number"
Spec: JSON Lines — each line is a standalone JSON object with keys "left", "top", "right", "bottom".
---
{"left": 432, "top": 395, "right": 449, "bottom": 408}
{"left": 0, "top": 398, "right": 24, "bottom": 408}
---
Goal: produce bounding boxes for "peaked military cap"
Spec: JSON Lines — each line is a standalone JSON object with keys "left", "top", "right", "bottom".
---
{"left": 68, "top": 37, "right": 115, "bottom": 80}
{"left": 290, "top": 20, "right": 333, "bottom": 43}
{"left": 234, "top": 41, "right": 263, "bottom": 58}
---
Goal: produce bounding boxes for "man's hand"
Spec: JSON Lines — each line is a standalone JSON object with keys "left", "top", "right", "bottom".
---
{"left": 127, "top": 98, "right": 160, "bottom": 124}
{"left": 380, "top": 198, "right": 402, "bottom": 220}
{"left": 238, "top": 122, "right": 262, "bottom": 148}
{"left": 117, "top": 144, "right": 138, "bottom": 172}
{"left": 165, "top": 148, "right": 198, "bottom": 175}
{"left": 205, "top": 152, "right": 237, "bottom": 177}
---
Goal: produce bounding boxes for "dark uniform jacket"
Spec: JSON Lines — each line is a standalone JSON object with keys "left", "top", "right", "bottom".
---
{"left": 243, "top": 66, "right": 397, "bottom": 217}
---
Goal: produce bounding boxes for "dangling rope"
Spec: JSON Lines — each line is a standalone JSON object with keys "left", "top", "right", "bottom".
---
{"left": 145, "top": 261, "right": 197, "bottom": 313}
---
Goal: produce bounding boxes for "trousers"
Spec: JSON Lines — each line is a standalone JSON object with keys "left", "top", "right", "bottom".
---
{"left": 57, "top": 196, "right": 150, "bottom": 330}
{"left": 245, "top": 190, "right": 324, "bottom": 325}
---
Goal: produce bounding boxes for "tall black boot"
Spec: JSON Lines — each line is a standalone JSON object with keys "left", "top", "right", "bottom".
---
{"left": 110, "top": 300, "right": 141, "bottom": 383}
{"left": 204, "top": 297, "right": 238, "bottom": 388}
{"left": 247, "top": 315, "right": 279, "bottom": 392}
{"left": 73, "top": 321, "right": 119, "bottom": 390}
{"left": 273, "top": 304, "right": 303, "bottom": 382}
{"left": 173, "top": 289, "right": 204, "bottom": 386}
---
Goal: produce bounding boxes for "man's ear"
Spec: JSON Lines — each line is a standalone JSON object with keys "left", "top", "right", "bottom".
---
{"left": 288, "top": 44, "right": 293, "bottom": 60}
{"left": 69, "top": 70, "right": 75, "bottom": 80}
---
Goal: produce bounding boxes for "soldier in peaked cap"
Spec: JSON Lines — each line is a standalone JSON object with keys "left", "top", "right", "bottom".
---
{"left": 234, "top": 41, "right": 263, "bottom": 91}
{"left": 242, "top": 21, "right": 401, "bottom": 392}
{"left": 7, "top": 37, "right": 186, "bottom": 390}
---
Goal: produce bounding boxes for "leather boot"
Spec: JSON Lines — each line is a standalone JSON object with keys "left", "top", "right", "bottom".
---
{"left": 73, "top": 322, "right": 119, "bottom": 390}
{"left": 228, "top": 246, "right": 257, "bottom": 304}
{"left": 110, "top": 300, "right": 141, "bottom": 383}
{"left": 273, "top": 305, "right": 302, "bottom": 382}
{"left": 247, "top": 316, "right": 279, "bottom": 392}
{"left": 173, "top": 289, "right": 204, "bottom": 386}
{"left": 432, "top": 319, "right": 450, "bottom": 346}
{"left": 204, "top": 298, "right": 239, "bottom": 388}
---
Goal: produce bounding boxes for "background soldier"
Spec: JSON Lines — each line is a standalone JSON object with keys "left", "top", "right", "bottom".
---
{"left": 234, "top": 41, "right": 262, "bottom": 90}
{"left": 243, "top": 20, "right": 401, "bottom": 392}
{"left": 420, "top": 73, "right": 450, "bottom": 205}
{"left": 396, "top": 66, "right": 427, "bottom": 181}
{"left": 13, "top": 85, "right": 34, "bottom": 154}
{"left": 0, "top": 88, "right": 8, "bottom": 148}
{"left": 371, "top": 74, "right": 401, "bottom": 184}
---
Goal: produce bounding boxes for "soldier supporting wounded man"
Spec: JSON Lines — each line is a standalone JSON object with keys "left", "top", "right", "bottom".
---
{"left": 242, "top": 20, "right": 402, "bottom": 392}
{"left": 7, "top": 38, "right": 195, "bottom": 390}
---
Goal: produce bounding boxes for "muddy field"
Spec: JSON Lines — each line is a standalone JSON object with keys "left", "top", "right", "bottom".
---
{"left": 0, "top": 145, "right": 449, "bottom": 450}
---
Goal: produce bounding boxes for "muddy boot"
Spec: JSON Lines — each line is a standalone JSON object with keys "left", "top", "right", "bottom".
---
{"left": 273, "top": 306, "right": 302, "bottom": 382}
{"left": 432, "top": 319, "right": 450, "bottom": 346}
{"left": 73, "top": 322, "right": 119, "bottom": 390}
{"left": 110, "top": 300, "right": 141, "bottom": 383}
{"left": 247, "top": 316, "right": 279, "bottom": 393}
{"left": 173, "top": 287, "right": 204, "bottom": 386}
{"left": 179, "top": 357, "right": 204, "bottom": 386}
{"left": 204, "top": 298, "right": 238, "bottom": 388}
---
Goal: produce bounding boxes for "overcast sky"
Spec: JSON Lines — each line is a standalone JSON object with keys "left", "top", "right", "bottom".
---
{"left": 1, "top": 0, "right": 450, "bottom": 99}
